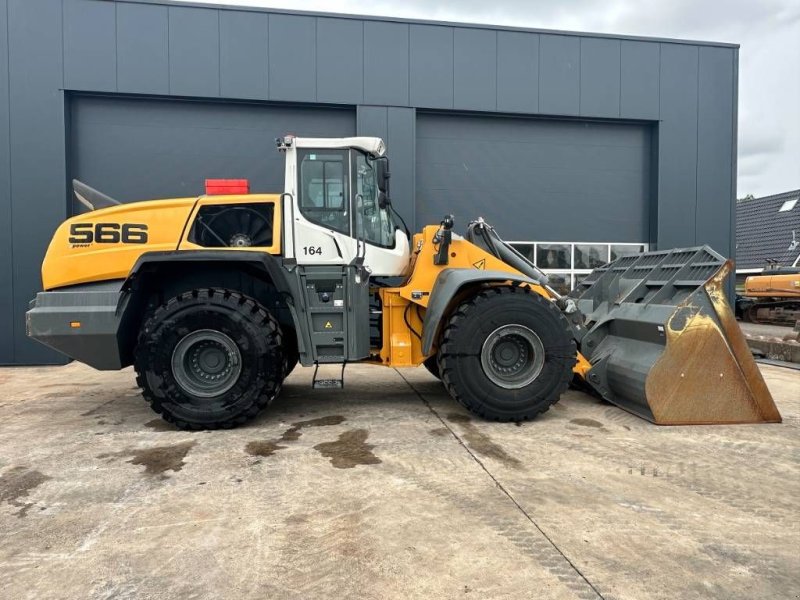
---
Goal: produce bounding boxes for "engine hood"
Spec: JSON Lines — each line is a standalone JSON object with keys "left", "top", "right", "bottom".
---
{"left": 42, "top": 197, "right": 197, "bottom": 290}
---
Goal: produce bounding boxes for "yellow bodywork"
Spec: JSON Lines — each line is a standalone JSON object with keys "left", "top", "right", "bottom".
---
{"left": 41, "top": 194, "right": 282, "bottom": 290}
{"left": 376, "top": 224, "right": 592, "bottom": 376}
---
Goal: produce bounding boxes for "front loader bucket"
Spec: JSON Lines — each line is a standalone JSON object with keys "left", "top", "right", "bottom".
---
{"left": 573, "top": 246, "right": 781, "bottom": 425}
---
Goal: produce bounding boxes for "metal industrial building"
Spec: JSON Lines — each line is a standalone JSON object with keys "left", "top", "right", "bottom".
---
{"left": 0, "top": 0, "right": 739, "bottom": 365}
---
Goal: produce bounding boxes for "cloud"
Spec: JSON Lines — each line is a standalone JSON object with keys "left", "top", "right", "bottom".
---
{"left": 177, "top": 0, "right": 800, "bottom": 197}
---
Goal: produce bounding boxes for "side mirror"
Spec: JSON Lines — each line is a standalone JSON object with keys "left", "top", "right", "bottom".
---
{"left": 375, "top": 157, "right": 391, "bottom": 194}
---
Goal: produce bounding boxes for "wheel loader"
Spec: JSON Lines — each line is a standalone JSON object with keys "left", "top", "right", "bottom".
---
{"left": 26, "top": 136, "right": 781, "bottom": 429}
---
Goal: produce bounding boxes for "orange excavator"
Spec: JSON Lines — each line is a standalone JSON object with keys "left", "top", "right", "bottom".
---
{"left": 738, "top": 265, "right": 800, "bottom": 325}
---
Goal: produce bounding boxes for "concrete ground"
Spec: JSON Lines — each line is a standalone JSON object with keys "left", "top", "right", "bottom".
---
{"left": 739, "top": 321, "right": 798, "bottom": 340}
{"left": 0, "top": 362, "right": 798, "bottom": 600}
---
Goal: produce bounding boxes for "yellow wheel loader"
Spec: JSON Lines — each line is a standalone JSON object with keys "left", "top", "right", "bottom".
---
{"left": 26, "top": 136, "right": 781, "bottom": 429}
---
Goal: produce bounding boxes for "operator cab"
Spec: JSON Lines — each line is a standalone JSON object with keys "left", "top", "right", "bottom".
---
{"left": 275, "top": 136, "right": 410, "bottom": 382}
{"left": 277, "top": 135, "right": 410, "bottom": 278}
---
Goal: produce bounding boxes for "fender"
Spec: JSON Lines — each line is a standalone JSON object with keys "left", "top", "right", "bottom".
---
{"left": 123, "top": 250, "right": 307, "bottom": 358}
{"left": 420, "top": 269, "right": 544, "bottom": 356}
{"left": 125, "top": 250, "right": 294, "bottom": 296}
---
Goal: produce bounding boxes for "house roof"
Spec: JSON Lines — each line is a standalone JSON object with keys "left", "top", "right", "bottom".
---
{"left": 736, "top": 189, "right": 800, "bottom": 271}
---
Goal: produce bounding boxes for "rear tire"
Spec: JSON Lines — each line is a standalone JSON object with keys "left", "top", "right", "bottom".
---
{"left": 437, "top": 286, "right": 575, "bottom": 421}
{"left": 282, "top": 328, "right": 300, "bottom": 378}
{"left": 134, "top": 288, "right": 284, "bottom": 430}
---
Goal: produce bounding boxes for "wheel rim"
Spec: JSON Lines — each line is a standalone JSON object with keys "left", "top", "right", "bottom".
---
{"left": 171, "top": 329, "right": 242, "bottom": 398}
{"left": 480, "top": 324, "right": 545, "bottom": 389}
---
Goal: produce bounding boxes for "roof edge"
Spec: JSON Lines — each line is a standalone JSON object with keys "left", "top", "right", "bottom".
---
{"left": 737, "top": 189, "right": 800, "bottom": 203}
{"left": 126, "top": 0, "right": 741, "bottom": 49}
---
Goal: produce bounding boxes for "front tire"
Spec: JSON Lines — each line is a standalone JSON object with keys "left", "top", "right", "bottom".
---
{"left": 135, "top": 289, "right": 284, "bottom": 430}
{"left": 423, "top": 355, "right": 441, "bottom": 380}
{"left": 437, "top": 286, "right": 576, "bottom": 421}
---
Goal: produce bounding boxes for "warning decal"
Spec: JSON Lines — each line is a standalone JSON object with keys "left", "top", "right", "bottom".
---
{"left": 472, "top": 259, "right": 486, "bottom": 270}
{"left": 324, "top": 321, "right": 333, "bottom": 329}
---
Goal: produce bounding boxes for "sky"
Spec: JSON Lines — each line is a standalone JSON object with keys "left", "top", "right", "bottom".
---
{"left": 178, "top": 0, "right": 800, "bottom": 198}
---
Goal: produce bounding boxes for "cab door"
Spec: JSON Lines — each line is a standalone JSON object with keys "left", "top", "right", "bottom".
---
{"left": 291, "top": 148, "right": 357, "bottom": 266}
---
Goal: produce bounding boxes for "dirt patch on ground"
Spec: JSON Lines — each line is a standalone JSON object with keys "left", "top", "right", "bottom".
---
{"left": 81, "top": 398, "right": 119, "bottom": 417}
{"left": 0, "top": 466, "right": 51, "bottom": 518}
{"left": 570, "top": 418, "right": 605, "bottom": 429}
{"left": 313, "top": 429, "right": 381, "bottom": 469}
{"left": 39, "top": 382, "right": 101, "bottom": 389}
{"left": 446, "top": 413, "right": 522, "bottom": 469}
{"left": 429, "top": 427, "right": 450, "bottom": 437}
{"left": 99, "top": 441, "right": 197, "bottom": 476}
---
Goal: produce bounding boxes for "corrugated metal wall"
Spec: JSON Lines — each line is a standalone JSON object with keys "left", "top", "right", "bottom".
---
{"left": 70, "top": 96, "right": 356, "bottom": 207}
{"left": 415, "top": 113, "right": 652, "bottom": 242}
{"left": 0, "top": 0, "right": 738, "bottom": 364}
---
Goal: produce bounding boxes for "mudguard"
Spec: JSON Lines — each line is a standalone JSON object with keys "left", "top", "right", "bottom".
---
{"left": 421, "top": 269, "right": 543, "bottom": 356}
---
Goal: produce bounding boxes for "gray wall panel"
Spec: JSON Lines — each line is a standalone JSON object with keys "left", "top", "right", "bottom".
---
{"left": 657, "top": 43, "right": 698, "bottom": 249}
{"left": 416, "top": 113, "right": 650, "bottom": 242}
{"left": 71, "top": 96, "right": 355, "bottom": 203}
{"left": 356, "top": 105, "right": 388, "bottom": 142}
{"left": 169, "top": 6, "right": 220, "bottom": 97}
{"left": 0, "top": 0, "right": 12, "bottom": 363}
{"left": 363, "top": 21, "right": 408, "bottom": 106}
{"left": 356, "top": 105, "right": 416, "bottom": 228}
{"left": 64, "top": 0, "right": 116, "bottom": 92}
{"left": 580, "top": 38, "right": 620, "bottom": 118}
{"left": 219, "top": 10, "right": 268, "bottom": 99}
{"left": 269, "top": 14, "right": 315, "bottom": 101}
{"left": 317, "top": 18, "right": 363, "bottom": 104}
{"left": 454, "top": 28, "right": 496, "bottom": 111}
{"left": 8, "top": 0, "right": 66, "bottom": 363}
{"left": 117, "top": 2, "right": 169, "bottom": 94}
{"left": 620, "top": 41, "right": 659, "bottom": 119}
{"left": 387, "top": 107, "right": 416, "bottom": 228}
{"left": 539, "top": 35, "right": 580, "bottom": 115}
{"left": 496, "top": 31, "right": 539, "bottom": 113}
{"left": 696, "top": 46, "right": 735, "bottom": 257}
{"left": 410, "top": 25, "right": 453, "bottom": 109}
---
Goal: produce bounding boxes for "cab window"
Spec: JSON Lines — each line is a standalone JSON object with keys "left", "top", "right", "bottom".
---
{"left": 354, "top": 152, "right": 395, "bottom": 248}
{"left": 298, "top": 150, "right": 349, "bottom": 235}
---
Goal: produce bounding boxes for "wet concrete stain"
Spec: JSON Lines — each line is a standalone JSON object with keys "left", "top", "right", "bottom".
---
{"left": 570, "top": 418, "right": 605, "bottom": 429}
{"left": 0, "top": 467, "right": 51, "bottom": 518}
{"left": 245, "top": 440, "right": 286, "bottom": 457}
{"left": 144, "top": 418, "right": 177, "bottom": 432}
{"left": 313, "top": 429, "right": 381, "bottom": 469}
{"left": 98, "top": 441, "right": 197, "bottom": 476}
{"left": 446, "top": 413, "right": 522, "bottom": 469}
{"left": 429, "top": 427, "right": 450, "bottom": 437}
{"left": 281, "top": 415, "right": 346, "bottom": 442}
{"left": 244, "top": 415, "right": 346, "bottom": 458}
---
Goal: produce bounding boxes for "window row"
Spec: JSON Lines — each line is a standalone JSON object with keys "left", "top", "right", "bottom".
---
{"left": 509, "top": 241, "right": 648, "bottom": 295}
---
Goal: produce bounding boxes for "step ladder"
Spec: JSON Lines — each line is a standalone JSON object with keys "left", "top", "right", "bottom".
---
{"left": 312, "top": 362, "right": 346, "bottom": 389}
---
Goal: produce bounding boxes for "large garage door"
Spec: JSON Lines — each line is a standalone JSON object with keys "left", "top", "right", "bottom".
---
{"left": 416, "top": 113, "right": 652, "bottom": 243}
{"left": 69, "top": 95, "right": 356, "bottom": 210}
